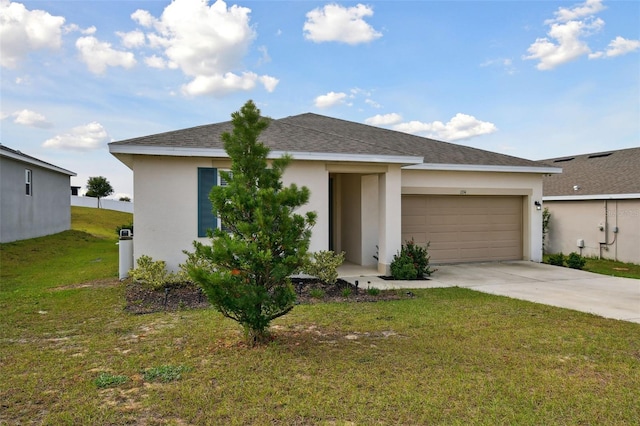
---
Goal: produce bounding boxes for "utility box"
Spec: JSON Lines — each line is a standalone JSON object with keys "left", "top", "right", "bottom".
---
{"left": 118, "top": 231, "right": 133, "bottom": 280}
{"left": 577, "top": 239, "right": 585, "bottom": 248}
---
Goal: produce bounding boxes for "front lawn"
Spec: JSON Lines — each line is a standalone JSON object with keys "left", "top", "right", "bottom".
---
{"left": 584, "top": 257, "right": 640, "bottom": 279}
{"left": 1, "top": 208, "right": 638, "bottom": 424}
{"left": 543, "top": 254, "right": 640, "bottom": 279}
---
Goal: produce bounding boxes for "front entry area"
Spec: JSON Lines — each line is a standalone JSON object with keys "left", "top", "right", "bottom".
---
{"left": 401, "top": 195, "right": 523, "bottom": 263}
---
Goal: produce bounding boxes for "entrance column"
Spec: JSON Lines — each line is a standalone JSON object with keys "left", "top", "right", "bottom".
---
{"left": 378, "top": 165, "right": 402, "bottom": 275}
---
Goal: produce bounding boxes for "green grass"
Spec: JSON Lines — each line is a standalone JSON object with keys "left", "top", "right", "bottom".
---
{"left": 1, "top": 209, "right": 639, "bottom": 424}
{"left": 143, "top": 365, "right": 192, "bottom": 383}
{"left": 1, "top": 207, "right": 132, "bottom": 292}
{"left": 584, "top": 257, "right": 640, "bottom": 279}
{"left": 544, "top": 254, "right": 640, "bottom": 279}
{"left": 94, "top": 372, "right": 129, "bottom": 389}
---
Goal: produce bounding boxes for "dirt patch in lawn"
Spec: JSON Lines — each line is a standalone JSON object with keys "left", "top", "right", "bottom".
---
{"left": 124, "top": 278, "right": 413, "bottom": 315}
{"left": 50, "top": 278, "right": 120, "bottom": 291}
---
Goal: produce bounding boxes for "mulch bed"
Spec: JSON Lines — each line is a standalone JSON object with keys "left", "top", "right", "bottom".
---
{"left": 124, "top": 278, "right": 413, "bottom": 315}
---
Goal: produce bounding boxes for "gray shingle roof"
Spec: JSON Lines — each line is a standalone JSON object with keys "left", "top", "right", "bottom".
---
{"left": 0, "top": 144, "right": 76, "bottom": 176}
{"left": 542, "top": 147, "right": 640, "bottom": 196}
{"left": 109, "top": 112, "right": 546, "bottom": 168}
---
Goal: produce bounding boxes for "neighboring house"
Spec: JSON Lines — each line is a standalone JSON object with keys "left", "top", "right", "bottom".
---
{"left": 542, "top": 148, "right": 640, "bottom": 264}
{"left": 0, "top": 144, "right": 76, "bottom": 243}
{"left": 109, "top": 113, "right": 560, "bottom": 273}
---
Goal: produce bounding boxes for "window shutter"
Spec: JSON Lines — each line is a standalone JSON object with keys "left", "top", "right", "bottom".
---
{"left": 218, "top": 170, "right": 232, "bottom": 233}
{"left": 198, "top": 168, "right": 217, "bottom": 237}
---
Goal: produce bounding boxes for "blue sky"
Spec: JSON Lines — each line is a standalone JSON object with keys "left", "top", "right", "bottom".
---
{"left": 1, "top": 0, "right": 638, "bottom": 199}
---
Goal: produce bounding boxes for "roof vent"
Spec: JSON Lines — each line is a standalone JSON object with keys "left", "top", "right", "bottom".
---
{"left": 553, "top": 157, "right": 574, "bottom": 163}
{"left": 587, "top": 152, "right": 612, "bottom": 159}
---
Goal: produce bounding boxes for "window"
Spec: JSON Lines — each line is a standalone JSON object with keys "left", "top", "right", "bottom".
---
{"left": 25, "top": 169, "right": 32, "bottom": 196}
{"left": 197, "top": 168, "right": 234, "bottom": 237}
{"left": 197, "top": 168, "right": 218, "bottom": 237}
{"left": 218, "top": 170, "right": 232, "bottom": 233}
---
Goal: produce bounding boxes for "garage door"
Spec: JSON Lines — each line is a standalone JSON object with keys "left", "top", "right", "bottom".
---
{"left": 401, "top": 195, "right": 523, "bottom": 263}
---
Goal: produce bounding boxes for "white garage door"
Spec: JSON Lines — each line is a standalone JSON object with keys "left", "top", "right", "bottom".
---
{"left": 401, "top": 195, "right": 523, "bottom": 263}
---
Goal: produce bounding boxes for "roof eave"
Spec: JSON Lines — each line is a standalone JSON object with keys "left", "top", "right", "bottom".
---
{"left": 543, "top": 193, "right": 640, "bottom": 201}
{"left": 403, "top": 163, "right": 563, "bottom": 174}
{"left": 108, "top": 145, "right": 424, "bottom": 165}
{"left": 0, "top": 148, "right": 76, "bottom": 176}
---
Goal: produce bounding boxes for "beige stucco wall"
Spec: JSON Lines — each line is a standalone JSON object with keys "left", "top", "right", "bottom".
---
{"left": 280, "top": 161, "right": 329, "bottom": 254}
{"left": 361, "top": 174, "right": 379, "bottom": 266}
{"left": 402, "top": 169, "right": 545, "bottom": 262}
{"left": 545, "top": 199, "right": 640, "bottom": 264}
{"left": 132, "top": 156, "right": 330, "bottom": 271}
{"left": 131, "top": 155, "right": 546, "bottom": 272}
{"left": 339, "top": 174, "right": 362, "bottom": 264}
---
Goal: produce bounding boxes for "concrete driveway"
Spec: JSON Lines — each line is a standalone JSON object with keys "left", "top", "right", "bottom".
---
{"left": 341, "top": 261, "right": 640, "bottom": 324}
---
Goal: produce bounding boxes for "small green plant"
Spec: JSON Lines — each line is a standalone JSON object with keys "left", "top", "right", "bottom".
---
{"left": 566, "top": 252, "right": 586, "bottom": 270}
{"left": 143, "top": 365, "right": 191, "bottom": 383}
{"left": 542, "top": 207, "right": 551, "bottom": 253}
{"left": 366, "top": 287, "right": 381, "bottom": 296}
{"left": 303, "top": 250, "right": 345, "bottom": 285}
{"left": 309, "top": 288, "right": 325, "bottom": 299}
{"left": 390, "top": 252, "right": 418, "bottom": 280}
{"left": 129, "top": 255, "right": 186, "bottom": 290}
{"left": 390, "top": 239, "right": 434, "bottom": 280}
{"left": 94, "top": 372, "right": 129, "bottom": 388}
{"left": 548, "top": 252, "right": 565, "bottom": 267}
{"left": 341, "top": 287, "right": 352, "bottom": 297}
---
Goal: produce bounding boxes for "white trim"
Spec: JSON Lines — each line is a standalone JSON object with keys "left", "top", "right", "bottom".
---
{"left": 109, "top": 145, "right": 228, "bottom": 157}
{"left": 543, "top": 193, "right": 640, "bottom": 201}
{"left": 0, "top": 147, "right": 76, "bottom": 176}
{"left": 108, "top": 144, "right": 423, "bottom": 165}
{"left": 403, "top": 162, "right": 562, "bottom": 174}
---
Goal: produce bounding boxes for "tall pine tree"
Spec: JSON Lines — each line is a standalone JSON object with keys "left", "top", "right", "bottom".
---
{"left": 188, "top": 100, "right": 316, "bottom": 344}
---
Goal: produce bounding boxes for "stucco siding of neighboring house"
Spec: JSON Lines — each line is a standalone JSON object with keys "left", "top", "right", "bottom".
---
{"left": 401, "top": 169, "right": 544, "bottom": 263}
{"left": 545, "top": 199, "right": 640, "bottom": 264}
{"left": 0, "top": 156, "right": 72, "bottom": 243}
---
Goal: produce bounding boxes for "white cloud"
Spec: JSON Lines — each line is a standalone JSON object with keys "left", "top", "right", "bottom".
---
{"left": 303, "top": 3, "right": 382, "bottom": 45}
{"left": 144, "top": 54, "right": 167, "bottom": 69}
{"left": 525, "top": 0, "right": 637, "bottom": 70}
{"left": 393, "top": 113, "right": 497, "bottom": 141}
{"left": 82, "top": 25, "right": 96, "bottom": 35}
{"left": 42, "top": 122, "right": 110, "bottom": 151}
{"left": 130, "top": 0, "right": 273, "bottom": 96}
{"left": 12, "top": 109, "right": 53, "bottom": 128}
{"left": 546, "top": 0, "right": 605, "bottom": 24}
{"left": 76, "top": 36, "right": 136, "bottom": 74}
{"left": 589, "top": 36, "right": 640, "bottom": 59}
{"left": 117, "top": 29, "right": 145, "bottom": 48}
{"left": 314, "top": 91, "right": 348, "bottom": 108}
{"left": 259, "top": 75, "right": 279, "bottom": 93}
{"left": 257, "top": 45, "right": 270, "bottom": 65}
{"left": 182, "top": 71, "right": 278, "bottom": 97}
{"left": 63, "top": 24, "right": 95, "bottom": 35}
{"left": 131, "top": 9, "right": 155, "bottom": 28}
{"left": 524, "top": 18, "right": 603, "bottom": 70}
{"left": 0, "top": 0, "right": 65, "bottom": 68}
{"left": 364, "top": 99, "right": 381, "bottom": 108}
{"left": 365, "top": 113, "right": 402, "bottom": 126}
